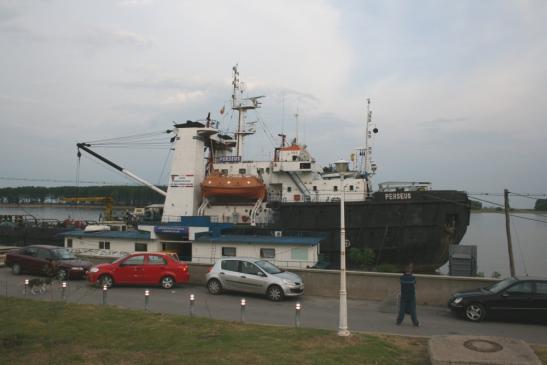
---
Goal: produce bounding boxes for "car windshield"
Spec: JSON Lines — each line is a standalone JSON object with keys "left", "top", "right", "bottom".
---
{"left": 485, "top": 277, "right": 518, "bottom": 293}
{"left": 255, "top": 260, "right": 283, "bottom": 274}
{"left": 51, "top": 248, "right": 77, "bottom": 260}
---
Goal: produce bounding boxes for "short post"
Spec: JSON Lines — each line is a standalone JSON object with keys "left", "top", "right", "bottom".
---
{"left": 24, "top": 279, "right": 29, "bottom": 296}
{"left": 102, "top": 285, "right": 108, "bottom": 305}
{"left": 144, "top": 289, "right": 150, "bottom": 311}
{"left": 61, "top": 281, "right": 67, "bottom": 301}
{"left": 295, "top": 302, "right": 301, "bottom": 328}
{"left": 189, "top": 294, "right": 195, "bottom": 317}
{"left": 240, "top": 298, "right": 246, "bottom": 323}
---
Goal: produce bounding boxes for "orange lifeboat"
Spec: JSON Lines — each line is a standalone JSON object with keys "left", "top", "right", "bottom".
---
{"left": 201, "top": 174, "right": 267, "bottom": 200}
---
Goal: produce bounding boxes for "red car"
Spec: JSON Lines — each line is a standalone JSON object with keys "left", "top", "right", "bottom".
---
{"left": 6, "top": 245, "right": 92, "bottom": 280}
{"left": 87, "top": 252, "right": 189, "bottom": 289}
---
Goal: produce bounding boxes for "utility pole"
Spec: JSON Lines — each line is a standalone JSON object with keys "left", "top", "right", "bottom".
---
{"left": 503, "top": 189, "right": 516, "bottom": 277}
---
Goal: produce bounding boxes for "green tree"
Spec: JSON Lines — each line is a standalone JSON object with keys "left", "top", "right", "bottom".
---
{"left": 348, "top": 247, "right": 375, "bottom": 269}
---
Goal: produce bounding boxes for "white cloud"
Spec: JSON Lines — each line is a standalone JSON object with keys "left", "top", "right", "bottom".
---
{"left": 161, "top": 90, "right": 205, "bottom": 105}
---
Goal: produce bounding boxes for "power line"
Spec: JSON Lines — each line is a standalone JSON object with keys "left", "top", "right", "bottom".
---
{"left": 0, "top": 176, "right": 135, "bottom": 185}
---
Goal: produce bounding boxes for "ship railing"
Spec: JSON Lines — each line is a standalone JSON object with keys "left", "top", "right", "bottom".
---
{"left": 268, "top": 191, "right": 370, "bottom": 203}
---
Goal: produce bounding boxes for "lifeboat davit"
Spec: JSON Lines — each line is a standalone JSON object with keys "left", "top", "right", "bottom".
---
{"left": 201, "top": 174, "right": 267, "bottom": 200}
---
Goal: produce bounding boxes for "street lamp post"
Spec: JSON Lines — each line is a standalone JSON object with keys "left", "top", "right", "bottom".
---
{"left": 338, "top": 170, "right": 350, "bottom": 337}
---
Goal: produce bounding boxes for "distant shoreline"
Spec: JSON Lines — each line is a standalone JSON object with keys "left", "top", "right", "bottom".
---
{"left": 0, "top": 203, "right": 136, "bottom": 210}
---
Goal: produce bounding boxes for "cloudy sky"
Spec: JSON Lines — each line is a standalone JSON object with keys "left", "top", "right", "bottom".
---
{"left": 1, "top": 0, "right": 546, "bottom": 207}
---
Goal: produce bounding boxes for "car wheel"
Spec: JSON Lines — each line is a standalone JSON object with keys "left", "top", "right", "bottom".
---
{"left": 465, "top": 303, "right": 486, "bottom": 322}
{"left": 207, "top": 279, "right": 222, "bottom": 295}
{"left": 99, "top": 274, "right": 114, "bottom": 288}
{"left": 267, "top": 285, "right": 284, "bottom": 301}
{"left": 161, "top": 276, "right": 175, "bottom": 289}
{"left": 12, "top": 263, "right": 21, "bottom": 275}
{"left": 56, "top": 269, "right": 68, "bottom": 281}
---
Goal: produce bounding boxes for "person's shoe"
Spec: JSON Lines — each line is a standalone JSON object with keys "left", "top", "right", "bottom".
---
{"left": 396, "top": 321, "right": 402, "bottom": 325}
{"left": 413, "top": 322, "right": 420, "bottom": 327}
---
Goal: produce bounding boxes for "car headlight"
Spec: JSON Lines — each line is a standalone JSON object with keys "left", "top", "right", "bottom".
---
{"left": 89, "top": 267, "right": 99, "bottom": 273}
{"left": 71, "top": 267, "right": 84, "bottom": 270}
{"left": 282, "top": 279, "right": 294, "bottom": 285}
{"left": 453, "top": 297, "right": 463, "bottom": 304}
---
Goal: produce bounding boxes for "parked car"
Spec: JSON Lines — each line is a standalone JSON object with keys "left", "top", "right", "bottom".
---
{"left": 87, "top": 252, "right": 189, "bottom": 289}
{"left": 5, "top": 245, "right": 92, "bottom": 280}
{"left": 205, "top": 257, "right": 304, "bottom": 301}
{"left": 448, "top": 276, "right": 547, "bottom": 322}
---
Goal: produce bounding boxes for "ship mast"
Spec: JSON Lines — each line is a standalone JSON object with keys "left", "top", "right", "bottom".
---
{"left": 363, "top": 98, "right": 372, "bottom": 174}
{"left": 232, "top": 65, "right": 263, "bottom": 158}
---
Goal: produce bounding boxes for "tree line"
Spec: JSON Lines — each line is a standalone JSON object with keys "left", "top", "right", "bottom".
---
{"left": 0, "top": 186, "right": 166, "bottom": 206}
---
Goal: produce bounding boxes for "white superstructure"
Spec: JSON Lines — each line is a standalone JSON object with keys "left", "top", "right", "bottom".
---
{"left": 159, "top": 66, "right": 379, "bottom": 225}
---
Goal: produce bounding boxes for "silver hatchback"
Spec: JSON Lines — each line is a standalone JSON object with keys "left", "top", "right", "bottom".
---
{"left": 205, "top": 257, "right": 304, "bottom": 301}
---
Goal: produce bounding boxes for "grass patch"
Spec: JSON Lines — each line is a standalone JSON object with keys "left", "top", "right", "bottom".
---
{"left": 532, "top": 345, "right": 547, "bottom": 364}
{"left": 0, "top": 297, "right": 430, "bottom": 365}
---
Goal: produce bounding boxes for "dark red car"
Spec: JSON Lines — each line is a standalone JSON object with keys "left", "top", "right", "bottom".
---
{"left": 5, "top": 245, "right": 92, "bottom": 280}
{"left": 87, "top": 252, "right": 190, "bottom": 289}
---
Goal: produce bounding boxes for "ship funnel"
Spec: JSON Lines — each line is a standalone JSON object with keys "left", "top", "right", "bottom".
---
{"left": 334, "top": 160, "right": 349, "bottom": 173}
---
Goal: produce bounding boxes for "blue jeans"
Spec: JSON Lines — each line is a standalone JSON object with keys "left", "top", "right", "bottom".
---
{"left": 396, "top": 297, "right": 419, "bottom": 325}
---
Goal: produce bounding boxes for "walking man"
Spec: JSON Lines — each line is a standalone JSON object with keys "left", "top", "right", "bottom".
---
{"left": 396, "top": 263, "right": 419, "bottom": 326}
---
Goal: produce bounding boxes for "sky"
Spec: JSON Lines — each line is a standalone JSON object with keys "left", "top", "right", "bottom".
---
{"left": 1, "top": 0, "right": 546, "bottom": 208}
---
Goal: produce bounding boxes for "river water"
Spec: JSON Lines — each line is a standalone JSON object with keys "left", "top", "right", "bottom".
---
{"left": 1, "top": 207, "right": 546, "bottom": 277}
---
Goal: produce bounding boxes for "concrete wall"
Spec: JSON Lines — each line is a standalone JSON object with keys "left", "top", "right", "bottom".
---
{"left": 78, "top": 255, "right": 498, "bottom": 306}
{"left": 187, "top": 263, "right": 498, "bottom": 306}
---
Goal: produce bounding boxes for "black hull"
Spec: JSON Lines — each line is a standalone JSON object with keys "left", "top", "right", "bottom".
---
{"left": 268, "top": 190, "right": 470, "bottom": 272}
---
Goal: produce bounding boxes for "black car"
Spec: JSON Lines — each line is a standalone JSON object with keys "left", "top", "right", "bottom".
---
{"left": 5, "top": 245, "right": 92, "bottom": 280}
{"left": 448, "top": 276, "right": 547, "bottom": 322}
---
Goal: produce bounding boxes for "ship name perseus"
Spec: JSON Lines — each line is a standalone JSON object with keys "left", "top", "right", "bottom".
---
{"left": 384, "top": 192, "right": 412, "bottom": 200}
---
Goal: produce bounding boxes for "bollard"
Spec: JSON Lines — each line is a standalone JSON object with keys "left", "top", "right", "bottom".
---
{"left": 240, "top": 298, "right": 246, "bottom": 323}
{"left": 102, "top": 285, "right": 108, "bottom": 305}
{"left": 144, "top": 289, "right": 150, "bottom": 311}
{"left": 295, "top": 302, "right": 302, "bottom": 328}
{"left": 24, "top": 279, "right": 29, "bottom": 296}
{"left": 189, "top": 294, "right": 195, "bottom": 317}
{"left": 61, "top": 281, "right": 67, "bottom": 301}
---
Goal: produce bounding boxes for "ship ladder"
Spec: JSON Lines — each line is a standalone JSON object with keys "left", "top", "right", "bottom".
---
{"left": 250, "top": 196, "right": 264, "bottom": 226}
{"left": 287, "top": 171, "right": 311, "bottom": 201}
{"left": 197, "top": 198, "right": 209, "bottom": 216}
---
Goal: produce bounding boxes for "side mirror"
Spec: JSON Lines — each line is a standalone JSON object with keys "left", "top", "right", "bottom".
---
{"left": 257, "top": 271, "right": 265, "bottom": 277}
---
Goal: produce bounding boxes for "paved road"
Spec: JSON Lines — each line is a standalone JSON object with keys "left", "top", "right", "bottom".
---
{"left": 1, "top": 267, "right": 545, "bottom": 345}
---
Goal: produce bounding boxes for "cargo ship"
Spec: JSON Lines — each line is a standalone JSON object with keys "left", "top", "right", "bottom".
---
{"left": 72, "top": 66, "right": 470, "bottom": 271}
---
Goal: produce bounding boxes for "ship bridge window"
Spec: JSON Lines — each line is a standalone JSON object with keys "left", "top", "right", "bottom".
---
{"left": 300, "top": 162, "right": 311, "bottom": 169}
{"left": 222, "top": 247, "right": 236, "bottom": 256}
{"left": 292, "top": 155, "right": 298, "bottom": 161}
{"left": 66, "top": 239, "right": 73, "bottom": 248}
{"left": 334, "top": 186, "right": 338, "bottom": 192}
{"left": 312, "top": 186, "right": 317, "bottom": 191}
{"left": 266, "top": 168, "right": 270, "bottom": 173}
{"left": 239, "top": 168, "right": 246, "bottom": 174}
{"left": 99, "top": 241, "right": 110, "bottom": 250}
{"left": 221, "top": 169, "right": 228, "bottom": 175}
{"left": 287, "top": 186, "right": 292, "bottom": 192}
{"left": 349, "top": 185, "right": 354, "bottom": 191}
{"left": 257, "top": 168, "right": 264, "bottom": 174}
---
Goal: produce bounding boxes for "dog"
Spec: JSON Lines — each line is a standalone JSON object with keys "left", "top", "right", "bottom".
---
{"left": 26, "top": 277, "right": 53, "bottom": 294}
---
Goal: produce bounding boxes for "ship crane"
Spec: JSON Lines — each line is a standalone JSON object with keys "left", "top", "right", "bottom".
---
{"left": 76, "top": 143, "right": 167, "bottom": 198}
